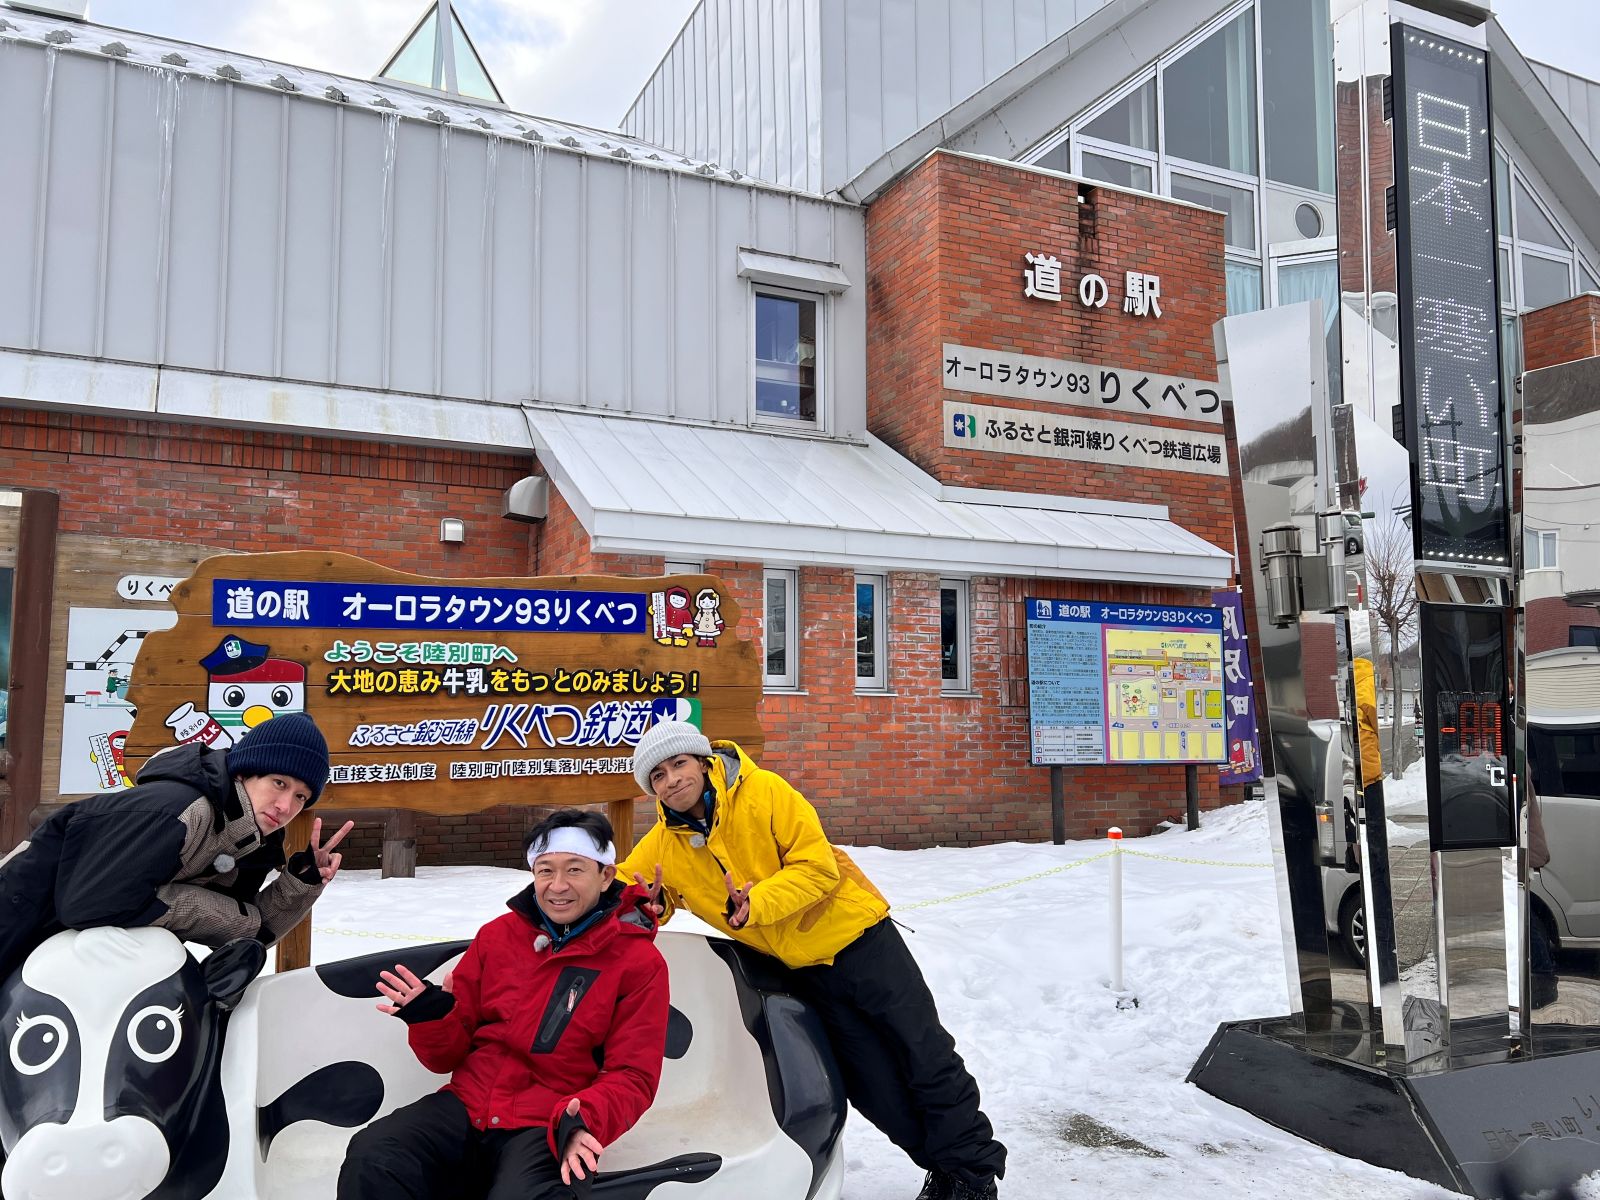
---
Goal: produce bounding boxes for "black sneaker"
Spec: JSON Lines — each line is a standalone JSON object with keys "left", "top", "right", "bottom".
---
{"left": 914, "top": 1170, "right": 952, "bottom": 1200}
{"left": 947, "top": 1178, "right": 999, "bottom": 1200}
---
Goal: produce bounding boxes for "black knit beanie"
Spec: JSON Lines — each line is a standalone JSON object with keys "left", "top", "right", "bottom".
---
{"left": 227, "top": 713, "right": 331, "bottom": 803}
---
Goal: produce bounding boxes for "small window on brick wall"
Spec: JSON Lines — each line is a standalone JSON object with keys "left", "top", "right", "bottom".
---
{"left": 940, "top": 579, "right": 971, "bottom": 693}
{"left": 764, "top": 568, "right": 798, "bottom": 689}
{"left": 855, "top": 574, "right": 887, "bottom": 691}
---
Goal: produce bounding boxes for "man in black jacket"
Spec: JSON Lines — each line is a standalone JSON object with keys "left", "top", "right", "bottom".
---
{"left": 0, "top": 712, "right": 353, "bottom": 981}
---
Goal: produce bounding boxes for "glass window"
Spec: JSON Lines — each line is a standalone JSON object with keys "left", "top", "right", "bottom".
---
{"left": 663, "top": 559, "right": 702, "bottom": 574}
{"left": 1081, "top": 79, "right": 1157, "bottom": 152}
{"left": 450, "top": 11, "right": 503, "bottom": 103}
{"left": 1170, "top": 171, "right": 1256, "bottom": 250}
{"left": 940, "top": 579, "right": 970, "bottom": 693}
{"left": 855, "top": 574, "right": 886, "bottom": 689}
{"left": 1529, "top": 724, "right": 1600, "bottom": 800}
{"left": 1521, "top": 253, "right": 1573, "bottom": 311}
{"left": 1494, "top": 150, "right": 1512, "bottom": 238}
{"left": 1261, "top": 0, "right": 1335, "bottom": 193}
{"left": 1226, "top": 260, "right": 1263, "bottom": 315}
{"left": 1571, "top": 627, "right": 1600, "bottom": 650}
{"left": 1581, "top": 261, "right": 1599, "bottom": 294}
{"left": 754, "top": 291, "right": 819, "bottom": 422}
{"left": 763, "top": 569, "right": 797, "bottom": 688}
{"left": 1514, "top": 178, "right": 1569, "bottom": 251}
{"left": 1500, "top": 313, "right": 1521, "bottom": 405}
{"left": 381, "top": 8, "right": 439, "bottom": 90}
{"left": 1525, "top": 527, "right": 1558, "bottom": 571}
{"left": 1529, "top": 723, "right": 1600, "bottom": 800}
{"left": 1162, "top": 11, "right": 1257, "bottom": 175}
{"left": 1031, "top": 138, "right": 1071, "bottom": 174}
{"left": 1498, "top": 245, "right": 1513, "bottom": 311}
{"left": 1080, "top": 151, "right": 1152, "bottom": 192}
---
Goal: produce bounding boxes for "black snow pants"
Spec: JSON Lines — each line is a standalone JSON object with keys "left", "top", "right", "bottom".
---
{"left": 794, "top": 918, "right": 1007, "bottom": 1190}
{"left": 337, "top": 1090, "right": 586, "bottom": 1200}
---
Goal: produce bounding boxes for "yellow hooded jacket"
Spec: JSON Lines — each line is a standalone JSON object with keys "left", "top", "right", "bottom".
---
{"left": 1353, "top": 657, "right": 1383, "bottom": 788}
{"left": 616, "top": 741, "right": 888, "bottom": 969}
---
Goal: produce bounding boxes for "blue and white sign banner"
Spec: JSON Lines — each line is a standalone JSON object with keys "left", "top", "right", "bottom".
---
{"left": 1026, "top": 599, "right": 1222, "bottom": 631}
{"left": 212, "top": 579, "right": 650, "bottom": 634}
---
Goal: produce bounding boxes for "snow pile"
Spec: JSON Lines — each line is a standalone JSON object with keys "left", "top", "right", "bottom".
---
{"left": 308, "top": 803, "right": 1460, "bottom": 1198}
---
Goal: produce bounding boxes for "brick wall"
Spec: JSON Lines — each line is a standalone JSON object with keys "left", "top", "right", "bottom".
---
{"left": 1523, "top": 294, "right": 1600, "bottom": 372}
{"left": 1527, "top": 595, "right": 1600, "bottom": 656}
{"left": 866, "top": 151, "right": 1234, "bottom": 547}
{"left": 3, "top": 405, "right": 546, "bottom": 869}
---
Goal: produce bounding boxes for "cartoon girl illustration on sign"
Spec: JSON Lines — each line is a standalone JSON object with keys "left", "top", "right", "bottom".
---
{"left": 692, "top": 588, "right": 725, "bottom": 647}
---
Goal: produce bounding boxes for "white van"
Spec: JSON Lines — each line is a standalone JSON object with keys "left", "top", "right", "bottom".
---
{"left": 1526, "top": 647, "right": 1600, "bottom": 951}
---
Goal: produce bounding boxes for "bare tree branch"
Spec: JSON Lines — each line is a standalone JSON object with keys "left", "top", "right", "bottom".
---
{"left": 1365, "top": 512, "right": 1419, "bottom": 777}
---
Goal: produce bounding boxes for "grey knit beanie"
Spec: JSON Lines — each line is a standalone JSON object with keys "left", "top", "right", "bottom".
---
{"left": 228, "top": 712, "right": 331, "bottom": 803}
{"left": 632, "top": 720, "right": 713, "bottom": 794}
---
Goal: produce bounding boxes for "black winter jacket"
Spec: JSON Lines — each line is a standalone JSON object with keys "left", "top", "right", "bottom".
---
{"left": 0, "top": 743, "right": 315, "bottom": 982}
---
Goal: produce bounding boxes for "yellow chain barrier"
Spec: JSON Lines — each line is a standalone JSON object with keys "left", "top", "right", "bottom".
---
{"left": 896, "top": 849, "right": 1119, "bottom": 910}
{"left": 1120, "top": 849, "right": 1272, "bottom": 869}
{"left": 313, "top": 843, "right": 1273, "bottom": 937}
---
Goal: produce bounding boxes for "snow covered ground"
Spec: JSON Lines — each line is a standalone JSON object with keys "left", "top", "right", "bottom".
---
{"left": 306, "top": 801, "right": 1465, "bottom": 1199}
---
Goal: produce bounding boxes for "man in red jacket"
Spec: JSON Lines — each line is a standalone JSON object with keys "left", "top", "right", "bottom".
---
{"left": 338, "top": 810, "right": 669, "bottom": 1199}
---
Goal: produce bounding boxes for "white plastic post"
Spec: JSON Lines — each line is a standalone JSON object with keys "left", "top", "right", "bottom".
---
{"left": 1108, "top": 827, "right": 1124, "bottom": 993}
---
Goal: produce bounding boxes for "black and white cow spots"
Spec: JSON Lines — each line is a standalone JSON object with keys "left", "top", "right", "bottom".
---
{"left": 3, "top": 928, "right": 846, "bottom": 1200}
{"left": 0, "top": 927, "right": 234, "bottom": 1200}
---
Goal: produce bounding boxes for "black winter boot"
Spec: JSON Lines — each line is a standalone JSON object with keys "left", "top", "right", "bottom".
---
{"left": 947, "top": 1177, "right": 999, "bottom": 1200}
{"left": 915, "top": 1170, "right": 952, "bottom": 1200}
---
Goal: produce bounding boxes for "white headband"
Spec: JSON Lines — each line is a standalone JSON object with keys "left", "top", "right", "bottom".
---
{"left": 527, "top": 827, "right": 616, "bottom": 868}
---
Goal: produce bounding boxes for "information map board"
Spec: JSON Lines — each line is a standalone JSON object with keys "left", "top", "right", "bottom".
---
{"left": 1025, "top": 599, "right": 1226, "bottom": 766}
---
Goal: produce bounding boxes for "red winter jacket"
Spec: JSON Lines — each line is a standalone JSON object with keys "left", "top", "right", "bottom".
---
{"left": 405, "top": 880, "right": 668, "bottom": 1156}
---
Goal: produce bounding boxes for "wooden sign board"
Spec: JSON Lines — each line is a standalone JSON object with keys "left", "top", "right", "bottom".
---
{"left": 124, "top": 551, "right": 763, "bottom": 816}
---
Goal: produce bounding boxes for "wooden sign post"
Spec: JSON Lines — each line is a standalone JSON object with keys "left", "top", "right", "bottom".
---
{"left": 125, "top": 551, "right": 762, "bottom": 970}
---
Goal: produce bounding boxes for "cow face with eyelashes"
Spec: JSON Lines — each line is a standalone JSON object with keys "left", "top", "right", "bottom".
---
{"left": 0, "top": 927, "right": 260, "bottom": 1200}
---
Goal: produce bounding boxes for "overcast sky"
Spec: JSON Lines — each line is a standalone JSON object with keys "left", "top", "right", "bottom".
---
{"left": 80, "top": 0, "right": 1600, "bottom": 132}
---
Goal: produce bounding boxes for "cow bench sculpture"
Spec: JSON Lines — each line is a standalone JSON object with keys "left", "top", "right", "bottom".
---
{"left": 0, "top": 927, "right": 846, "bottom": 1200}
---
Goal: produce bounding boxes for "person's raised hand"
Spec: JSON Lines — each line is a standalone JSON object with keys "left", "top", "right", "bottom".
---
{"left": 307, "top": 817, "right": 356, "bottom": 884}
{"left": 633, "top": 863, "right": 666, "bottom": 918}
{"left": 723, "top": 871, "right": 754, "bottom": 930}
{"left": 559, "top": 1098, "right": 605, "bottom": 1184}
{"left": 374, "top": 963, "right": 427, "bottom": 1015}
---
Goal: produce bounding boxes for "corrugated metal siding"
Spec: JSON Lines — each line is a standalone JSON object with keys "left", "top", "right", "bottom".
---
{"left": 624, "top": 0, "right": 825, "bottom": 194}
{"left": 624, "top": 0, "right": 1099, "bottom": 195}
{"left": 0, "top": 38, "right": 866, "bottom": 437}
{"left": 1530, "top": 61, "right": 1600, "bottom": 166}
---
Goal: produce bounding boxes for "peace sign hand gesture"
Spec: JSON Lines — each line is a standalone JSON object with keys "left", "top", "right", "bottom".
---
{"left": 632, "top": 864, "right": 666, "bottom": 919}
{"left": 306, "top": 817, "right": 355, "bottom": 884}
{"left": 723, "top": 871, "right": 754, "bottom": 930}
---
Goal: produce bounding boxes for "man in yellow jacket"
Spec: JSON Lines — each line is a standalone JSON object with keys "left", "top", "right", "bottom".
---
{"left": 620, "top": 721, "right": 1005, "bottom": 1200}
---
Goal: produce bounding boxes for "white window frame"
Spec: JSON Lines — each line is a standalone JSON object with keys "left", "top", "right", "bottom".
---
{"left": 751, "top": 285, "right": 825, "bottom": 431}
{"left": 939, "top": 578, "right": 972, "bottom": 694}
{"left": 854, "top": 573, "right": 888, "bottom": 692}
{"left": 1526, "top": 527, "right": 1558, "bottom": 572}
{"left": 1518, "top": 246, "right": 1576, "bottom": 312}
{"left": 1164, "top": 160, "right": 1260, "bottom": 254}
{"left": 763, "top": 568, "right": 799, "bottom": 689}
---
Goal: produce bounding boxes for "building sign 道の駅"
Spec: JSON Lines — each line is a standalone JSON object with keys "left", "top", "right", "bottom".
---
{"left": 1021, "top": 254, "right": 1165, "bottom": 319}
{"left": 125, "top": 551, "right": 762, "bottom": 813}
{"left": 944, "top": 401, "right": 1228, "bottom": 476}
{"left": 1026, "top": 599, "right": 1226, "bottom": 766}
{"left": 941, "top": 343, "right": 1223, "bottom": 424}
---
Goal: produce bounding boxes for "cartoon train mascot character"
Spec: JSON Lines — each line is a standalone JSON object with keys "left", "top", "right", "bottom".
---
{"left": 200, "top": 636, "right": 307, "bottom": 744}
{"left": 692, "top": 588, "right": 726, "bottom": 647}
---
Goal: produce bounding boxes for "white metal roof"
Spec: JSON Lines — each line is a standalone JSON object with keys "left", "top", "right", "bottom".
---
{"left": 528, "top": 407, "right": 1232, "bottom": 586}
{"left": 0, "top": 7, "right": 796, "bottom": 194}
